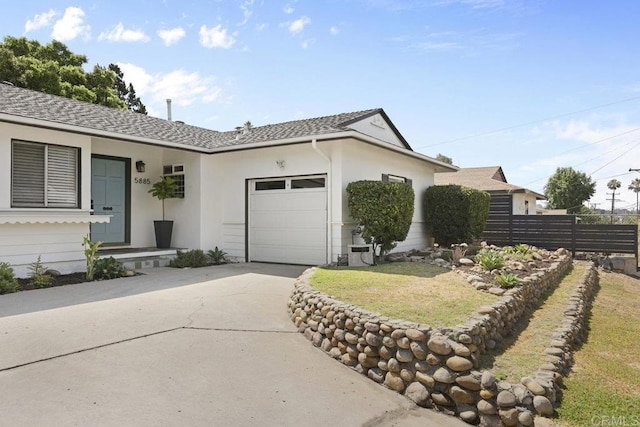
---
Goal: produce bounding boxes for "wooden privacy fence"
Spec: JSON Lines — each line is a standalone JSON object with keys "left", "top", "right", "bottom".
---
{"left": 482, "top": 215, "right": 638, "bottom": 258}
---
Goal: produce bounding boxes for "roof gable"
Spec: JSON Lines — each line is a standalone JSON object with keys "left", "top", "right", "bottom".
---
{"left": 435, "top": 166, "right": 545, "bottom": 200}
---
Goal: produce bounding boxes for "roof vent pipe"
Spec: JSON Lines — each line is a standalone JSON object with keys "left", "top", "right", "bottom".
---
{"left": 166, "top": 99, "right": 172, "bottom": 121}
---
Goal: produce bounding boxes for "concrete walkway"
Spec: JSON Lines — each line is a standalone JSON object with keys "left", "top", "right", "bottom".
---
{"left": 0, "top": 263, "right": 466, "bottom": 426}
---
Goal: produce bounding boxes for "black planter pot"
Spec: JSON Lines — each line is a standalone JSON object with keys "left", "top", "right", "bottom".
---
{"left": 153, "top": 220, "right": 173, "bottom": 249}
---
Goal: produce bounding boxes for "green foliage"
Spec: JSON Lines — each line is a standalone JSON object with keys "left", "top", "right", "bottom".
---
{"left": 207, "top": 247, "right": 227, "bottom": 265}
{"left": 0, "top": 36, "right": 146, "bottom": 112}
{"left": 544, "top": 167, "right": 596, "bottom": 213}
{"left": 28, "top": 255, "right": 52, "bottom": 288}
{"left": 495, "top": 271, "right": 519, "bottom": 288}
{"left": 0, "top": 262, "right": 19, "bottom": 294}
{"left": 435, "top": 153, "right": 453, "bottom": 165}
{"left": 149, "top": 176, "right": 179, "bottom": 221}
{"left": 82, "top": 235, "right": 102, "bottom": 281}
{"left": 424, "top": 185, "right": 490, "bottom": 246}
{"left": 170, "top": 249, "right": 210, "bottom": 268}
{"left": 94, "top": 257, "right": 126, "bottom": 280}
{"left": 475, "top": 249, "right": 505, "bottom": 271}
{"left": 346, "top": 180, "right": 415, "bottom": 259}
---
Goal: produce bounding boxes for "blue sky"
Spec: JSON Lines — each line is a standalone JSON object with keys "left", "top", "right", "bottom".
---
{"left": 3, "top": 0, "right": 640, "bottom": 210}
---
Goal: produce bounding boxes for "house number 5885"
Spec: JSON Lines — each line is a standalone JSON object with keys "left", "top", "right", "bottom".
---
{"left": 134, "top": 178, "right": 151, "bottom": 184}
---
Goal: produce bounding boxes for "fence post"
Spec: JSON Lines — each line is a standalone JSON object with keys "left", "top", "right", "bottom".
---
{"left": 571, "top": 215, "right": 576, "bottom": 257}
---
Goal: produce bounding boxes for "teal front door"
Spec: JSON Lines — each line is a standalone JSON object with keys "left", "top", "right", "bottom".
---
{"left": 91, "top": 157, "right": 128, "bottom": 244}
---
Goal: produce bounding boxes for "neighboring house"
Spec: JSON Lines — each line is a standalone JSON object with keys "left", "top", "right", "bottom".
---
{"left": 434, "top": 166, "right": 545, "bottom": 216}
{"left": 0, "top": 83, "right": 456, "bottom": 276}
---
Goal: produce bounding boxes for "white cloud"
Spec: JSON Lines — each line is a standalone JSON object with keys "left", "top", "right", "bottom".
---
{"left": 301, "top": 39, "right": 315, "bottom": 49}
{"left": 99, "top": 23, "right": 150, "bottom": 43}
{"left": 199, "top": 25, "right": 235, "bottom": 48}
{"left": 51, "top": 7, "right": 90, "bottom": 41}
{"left": 256, "top": 23, "right": 268, "bottom": 31}
{"left": 25, "top": 9, "right": 57, "bottom": 33}
{"left": 239, "top": 0, "right": 254, "bottom": 26}
{"left": 288, "top": 16, "right": 310, "bottom": 35}
{"left": 284, "top": 5, "right": 294, "bottom": 14}
{"left": 158, "top": 27, "right": 186, "bottom": 46}
{"left": 116, "top": 63, "right": 223, "bottom": 114}
{"left": 330, "top": 26, "right": 339, "bottom": 35}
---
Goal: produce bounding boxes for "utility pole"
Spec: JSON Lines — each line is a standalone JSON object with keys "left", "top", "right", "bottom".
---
{"left": 606, "top": 192, "right": 622, "bottom": 224}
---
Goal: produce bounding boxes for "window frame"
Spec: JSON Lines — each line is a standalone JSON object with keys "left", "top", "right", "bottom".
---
{"left": 382, "top": 173, "right": 412, "bottom": 187}
{"left": 162, "top": 164, "right": 185, "bottom": 198}
{"left": 11, "top": 139, "right": 81, "bottom": 209}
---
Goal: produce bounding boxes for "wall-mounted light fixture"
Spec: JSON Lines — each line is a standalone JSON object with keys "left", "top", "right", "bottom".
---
{"left": 135, "top": 160, "right": 146, "bottom": 173}
{"left": 276, "top": 160, "right": 285, "bottom": 170}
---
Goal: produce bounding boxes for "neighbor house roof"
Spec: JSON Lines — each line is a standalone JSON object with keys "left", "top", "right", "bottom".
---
{"left": 435, "top": 166, "right": 545, "bottom": 199}
{"left": 0, "top": 83, "right": 406, "bottom": 153}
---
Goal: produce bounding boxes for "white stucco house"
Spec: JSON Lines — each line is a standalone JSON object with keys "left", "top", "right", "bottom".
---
{"left": 435, "top": 166, "right": 545, "bottom": 216}
{"left": 0, "top": 83, "right": 456, "bottom": 276}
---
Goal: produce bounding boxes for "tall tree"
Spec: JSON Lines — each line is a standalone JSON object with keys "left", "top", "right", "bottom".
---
{"left": 0, "top": 36, "right": 145, "bottom": 112}
{"left": 544, "top": 167, "right": 596, "bottom": 214}
{"left": 629, "top": 178, "right": 640, "bottom": 214}
{"left": 607, "top": 179, "right": 621, "bottom": 223}
{"left": 436, "top": 153, "right": 453, "bottom": 165}
{"left": 109, "top": 63, "right": 147, "bottom": 114}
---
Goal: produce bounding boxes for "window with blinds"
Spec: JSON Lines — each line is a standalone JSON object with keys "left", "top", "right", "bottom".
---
{"left": 11, "top": 141, "right": 79, "bottom": 208}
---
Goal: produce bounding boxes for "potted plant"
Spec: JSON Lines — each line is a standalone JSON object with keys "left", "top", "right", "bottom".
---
{"left": 148, "top": 176, "right": 178, "bottom": 248}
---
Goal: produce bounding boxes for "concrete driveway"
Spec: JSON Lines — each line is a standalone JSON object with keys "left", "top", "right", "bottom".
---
{"left": 0, "top": 263, "right": 466, "bottom": 426}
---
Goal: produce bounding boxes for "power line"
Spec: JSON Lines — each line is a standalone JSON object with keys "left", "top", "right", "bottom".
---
{"left": 416, "top": 94, "right": 640, "bottom": 149}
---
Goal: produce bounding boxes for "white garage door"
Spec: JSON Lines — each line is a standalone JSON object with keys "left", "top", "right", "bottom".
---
{"left": 249, "top": 175, "right": 327, "bottom": 265}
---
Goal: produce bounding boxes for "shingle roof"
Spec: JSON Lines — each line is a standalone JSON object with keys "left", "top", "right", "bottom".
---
{"left": 435, "top": 166, "right": 545, "bottom": 199}
{"left": 0, "top": 83, "right": 384, "bottom": 151}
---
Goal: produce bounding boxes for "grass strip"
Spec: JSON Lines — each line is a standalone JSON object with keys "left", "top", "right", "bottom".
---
{"left": 556, "top": 271, "right": 640, "bottom": 427}
{"left": 479, "top": 262, "right": 588, "bottom": 382}
{"left": 310, "top": 263, "right": 499, "bottom": 328}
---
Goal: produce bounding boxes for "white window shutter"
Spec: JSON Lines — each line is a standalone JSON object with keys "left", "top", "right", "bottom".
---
{"left": 12, "top": 142, "right": 45, "bottom": 206}
{"left": 47, "top": 145, "right": 78, "bottom": 207}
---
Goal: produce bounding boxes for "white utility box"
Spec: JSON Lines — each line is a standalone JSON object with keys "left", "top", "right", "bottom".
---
{"left": 347, "top": 244, "right": 374, "bottom": 267}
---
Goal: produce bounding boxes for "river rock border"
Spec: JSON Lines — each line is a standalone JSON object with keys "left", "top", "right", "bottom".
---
{"left": 287, "top": 252, "right": 598, "bottom": 426}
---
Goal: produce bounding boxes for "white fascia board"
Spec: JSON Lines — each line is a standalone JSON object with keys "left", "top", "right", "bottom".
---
{"left": 210, "top": 131, "right": 459, "bottom": 172}
{"left": 0, "top": 113, "right": 212, "bottom": 153}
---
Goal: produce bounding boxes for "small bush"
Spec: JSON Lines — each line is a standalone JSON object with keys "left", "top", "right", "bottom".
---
{"left": 28, "top": 255, "right": 52, "bottom": 288}
{"left": 495, "top": 272, "right": 519, "bottom": 288}
{"left": 0, "top": 262, "right": 19, "bottom": 294}
{"left": 94, "top": 257, "right": 126, "bottom": 280}
{"left": 207, "top": 247, "right": 227, "bottom": 265}
{"left": 170, "top": 249, "right": 210, "bottom": 268}
{"left": 451, "top": 243, "right": 468, "bottom": 265}
{"left": 424, "top": 185, "right": 490, "bottom": 246}
{"left": 475, "top": 249, "right": 505, "bottom": 271}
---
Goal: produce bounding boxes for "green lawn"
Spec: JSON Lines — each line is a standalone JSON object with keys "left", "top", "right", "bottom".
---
{"left": 310, "top": 263, "right": 499, "bottom": 328}
{"left": 555, "top": 271, "right": 640, "bottom": 426}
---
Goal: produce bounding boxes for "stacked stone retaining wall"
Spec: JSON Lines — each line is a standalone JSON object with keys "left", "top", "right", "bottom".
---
{"left": 287, "top": 253, "right": 598, "bottom": 426}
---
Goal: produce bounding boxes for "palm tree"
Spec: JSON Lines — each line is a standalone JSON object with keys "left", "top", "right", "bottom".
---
{"left": 629, "top": 178, "right": 640, "bottom": 214}
{"left": 607, "top": 179, "right": 622, "bottom": 223}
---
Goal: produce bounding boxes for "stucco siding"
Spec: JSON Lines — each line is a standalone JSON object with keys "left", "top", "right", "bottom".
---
{"left": 512, "top": 193, "right": 538, "bottom": 215}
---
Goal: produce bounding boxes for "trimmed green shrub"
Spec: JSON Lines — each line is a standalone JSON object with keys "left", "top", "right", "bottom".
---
{"left": 94, "top": 257, "right": 126, "bottom": 280}
{"left": 424, "top": 185, "right": 490, "bottom": 246}
{"left": 170, "top": 249, "right": 210, "bottom": 268}
{"left": 346, "top": 180, "right": 415, "bottom": 259}
{"left": 0, "top": 262, "right": 19, "bottom": 294}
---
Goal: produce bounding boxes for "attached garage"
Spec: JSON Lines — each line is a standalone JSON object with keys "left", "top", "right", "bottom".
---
{"left": 248, "top": 175, "right": 327, "bottom": 265}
